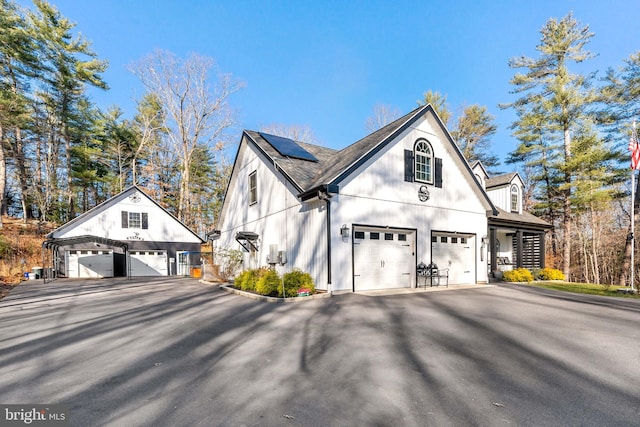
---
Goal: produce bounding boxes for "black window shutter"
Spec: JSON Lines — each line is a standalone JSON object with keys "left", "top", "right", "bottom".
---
{"left": 404, "top": 150, "right": 414, "bottom": 182}
{"left": 121, "top": 211, "right": 129, "bottom": 228}
{"left": 142, "top": 213, "right": 149, "bottom": 229}
{"left": 435, "top": 158, "right": 443, "bottom": 188}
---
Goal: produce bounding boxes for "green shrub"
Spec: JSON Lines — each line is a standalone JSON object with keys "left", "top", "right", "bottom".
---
{"left": 234, "top": 270, "right": 250, "bottom": 289}
{"left": 503, "top": 268, "right": 534, "bottom": 283}
{"left": 283, "top": 269, "right": 316, "bottom": 297}
{"left": 538, "top": 267, "right": 565, "bottom": 281}
{"left": 255, "top": 269, "right": 281, "bottom": 296}
{"left": 235, "top": 268, "right": 268, "bottom": 291}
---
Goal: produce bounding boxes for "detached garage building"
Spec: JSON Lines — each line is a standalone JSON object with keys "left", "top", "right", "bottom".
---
{"left": 44, "top": 186, "right": 204, "bottom": 278}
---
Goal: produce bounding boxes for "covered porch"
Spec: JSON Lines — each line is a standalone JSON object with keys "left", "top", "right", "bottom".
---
{"left": 487, "top": 208, "right": 552, "bottom": 278}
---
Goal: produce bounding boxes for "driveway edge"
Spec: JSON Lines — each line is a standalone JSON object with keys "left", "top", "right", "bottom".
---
{"left": 219, "top": 284, "right": 332, "bottom": 303}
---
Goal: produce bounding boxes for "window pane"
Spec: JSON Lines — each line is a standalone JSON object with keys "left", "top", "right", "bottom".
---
{"left": 414, "top": 140, "right": 433, "bottom": 183}
{"left": 431, "top": 236, "right": 437, "bottom": 242}
{"left": 129, "top": 212, "right": 141, "bottom": 228}
{"left": 398, "top": 234, "right": 407, "bottom": 241}
{"left": 249, "top": 171, "right": 258, "bottom": 205}
{"left": 511, "top": 185, "right": 518, "bottom": 211}
{"left": 440, "top": 236, "right": 447, "bottom": 243}
{"left": 461, "top": 237, "right": 467, "bottom": 244}
{"left": 385, "top": 233, "right": 393, "bottom": 241}
{"left": 370, "top": 232, "right": 380, "bottom": 240}
{"left": 354, "top": 231, "right": 365, "bottom": 239}
{"left": 451, "top": 237, "right": 458, "bottom": 243}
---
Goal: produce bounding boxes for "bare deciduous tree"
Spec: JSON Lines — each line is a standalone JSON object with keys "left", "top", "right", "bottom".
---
{"left": 130, "top": 50, "right": 243, "bottom": 226}
{"left": 260, "top": 123, "right": 318, "bottom": 144}
{"left": 365, "top": 103, "right": 401, "bottom": 133}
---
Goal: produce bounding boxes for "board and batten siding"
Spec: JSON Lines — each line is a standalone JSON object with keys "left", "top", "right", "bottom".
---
{"left": 329, "top": 113, "right": 489, "bottom": 291}
{"left": 216, "top": 140, "right": 329, "bottom": 288}
{"left": 487, "top": 175, "right": 523, "bottom": 213}
{"left": 53, "top": 193, "right": 202, "bottom": 243}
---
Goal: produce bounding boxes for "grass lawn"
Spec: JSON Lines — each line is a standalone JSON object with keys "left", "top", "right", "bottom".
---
{"left": 522, "top": 281, "right": 640, "bottom": 299}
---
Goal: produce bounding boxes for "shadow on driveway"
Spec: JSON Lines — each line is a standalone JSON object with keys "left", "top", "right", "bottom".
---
{"left": 1, "top": 279, "right": 638, "bottom": 426}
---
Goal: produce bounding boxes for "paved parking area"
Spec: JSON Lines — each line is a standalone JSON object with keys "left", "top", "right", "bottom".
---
{"left": 1, "top": 278, "right": 639, "bottom": 426}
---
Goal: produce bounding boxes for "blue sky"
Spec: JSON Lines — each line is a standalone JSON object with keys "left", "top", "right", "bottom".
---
{"left": 17, "top": 0, "right": 640, "bottom": 168}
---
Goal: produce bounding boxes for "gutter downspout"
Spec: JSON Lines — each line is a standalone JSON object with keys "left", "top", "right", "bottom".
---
{"left": 322, "top": 191, "right": 332, "bottom": 293}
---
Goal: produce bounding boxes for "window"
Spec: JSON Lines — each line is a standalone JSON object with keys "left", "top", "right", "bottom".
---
{"left": 461, "top": 237, "right": 467, "bottom": 244}
{"left": 431, "top": 236, "right": 437, "bottom": 243}
{"left": 355, "top": 231, "right": 365, "bottom": 239}
{"left": 370, "top": 232, "right": 380, "bottom": 240}
{"left": 414, "top": 140, "right": 433, "bottom": 183}
{"left": 129, "top": 212, "right": 141, "bottom": 228}
{"left": 440, "top": 236, "right": 447, "bottom": 243}
{"left": 121, "top": 211, "right": 148, "bottom": 229}
{"left": 511, "top": 185, "right": 519, "bottom": 212}
{"left": 385, "top": 233, "right": 394, "bottom": 241}
{"left": 451, "top": 237, "right": 458, "bottom": 244}
{"left": 398, "top": 234, "right": 407, "bottom": 241}
{"left": 249, "top": 171, "right": 258, "bottom": 205}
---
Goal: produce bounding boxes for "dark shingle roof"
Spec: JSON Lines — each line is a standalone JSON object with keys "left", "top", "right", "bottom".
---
{"left": 245, "top": 105, "right": 429, "bottom": 193}
{"left": 244, "top": 130, "right": 337, "bottom": 191}
{"left": 308, "top": 105, "right": 426, "bottom": 186}
{"left": 488, "top": 207, "right": 552, "bottom": 229}
{"left": 486, "top": 173, "right": 517, "bottom": 189}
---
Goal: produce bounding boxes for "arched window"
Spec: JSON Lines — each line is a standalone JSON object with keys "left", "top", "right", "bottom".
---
{"left": 511, "top": 185, "right": 519, "bottom": 212}
{"left": 414, "top": 140, "right": 433, "bottom": 183}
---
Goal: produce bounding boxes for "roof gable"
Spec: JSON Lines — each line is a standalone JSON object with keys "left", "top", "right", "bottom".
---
{"left": 225, "top": 104, "right": 497, "bottom": 214}
{"left": 308, "top": 104, "right": 428, "bottom": 187}
{"left": 48, "top": 186, "right": 204, "bottom": 243}
{"left": 471, "top": 161, "right": 489, "bottom": 180}
{"left": 486, "top": 172, "right": 522, "bottom": 189}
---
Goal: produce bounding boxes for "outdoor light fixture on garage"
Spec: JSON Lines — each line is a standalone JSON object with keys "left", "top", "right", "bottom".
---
{"left": 340, "top": 224, "right": 350, "bottom": 238}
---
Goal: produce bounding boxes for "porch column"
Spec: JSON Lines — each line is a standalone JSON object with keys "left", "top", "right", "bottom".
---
{"left": 516, "top": 230, "right": 523, "bottom": 268}
{"left": 539, "top": 231, "right": 546, "bottom": 268}
{"left": 489, "top": 227, "right": 497, "bottom": 276}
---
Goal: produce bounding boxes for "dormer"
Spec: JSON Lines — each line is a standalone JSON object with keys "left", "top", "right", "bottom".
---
{"left": 485, "top": 172, "right": 524, "bottom": 214}
{"left": 470, "top": 161, "right": 489, "bottom": 189}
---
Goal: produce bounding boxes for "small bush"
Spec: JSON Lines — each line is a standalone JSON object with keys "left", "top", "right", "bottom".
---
{"left": 234, "top": 270, "right": 250, "bottom": 289}
{"left": 216, "top": 248, "right": 243, "bottom": 280}
{"left": 503, "top": 268, "right": 534, "bottom": 283}
{"left": 537, "top": 268, "right": 565, "bottom": 281}
{"left": 255, "top": 269, "right": 281, "bottom": 296}
{"left": 235, "top": 268, "right": 268, "bottom": 291}
{"left": 283, "top": 269, "right": 316, "bottom": 297}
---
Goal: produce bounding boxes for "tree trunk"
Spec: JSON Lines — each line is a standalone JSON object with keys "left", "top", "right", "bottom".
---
{"left": 562, "top": 127, "right": 572, "bottom": 280}
{"left": 0, "top": 125, "right": 5, "bottom": 228}
{"left": 11, "top": 127, "right": 30, "bottom": 223}
{"left": 65, "top": 122, "right": 75, "bottom": 220}
{"left": 618, "top": 173, "right": 640, "bottom": 287}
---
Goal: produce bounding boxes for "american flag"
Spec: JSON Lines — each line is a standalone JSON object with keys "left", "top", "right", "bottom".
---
{"left": 629, "top": 123, "right": 640, "bottom": 170}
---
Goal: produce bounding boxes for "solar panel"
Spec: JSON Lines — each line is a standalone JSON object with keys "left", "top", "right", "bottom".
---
{"left": 259, "top": 132, "right": 318, "bottom": 162}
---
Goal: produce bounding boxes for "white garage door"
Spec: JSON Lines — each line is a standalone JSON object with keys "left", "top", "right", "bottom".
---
{"left": 431, "top": 234, "right": 475, "bottom": 285}
{"left": 67, "top": 250, "right": 114, "bottom": 278}
{"left": 129, "top": 251, "right": 168, "bottom": 276}
{"left": 353, "top": 227, "right": 415, "bottom": 291}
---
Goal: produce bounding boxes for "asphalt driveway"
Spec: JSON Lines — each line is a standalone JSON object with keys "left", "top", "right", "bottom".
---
{"left": 1, "top": 278, "right": 639, "bottom": 426}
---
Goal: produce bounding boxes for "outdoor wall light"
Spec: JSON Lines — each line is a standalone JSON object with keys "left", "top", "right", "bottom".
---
{"left": 340, "top": 224, "right": 350, "bottom": 238}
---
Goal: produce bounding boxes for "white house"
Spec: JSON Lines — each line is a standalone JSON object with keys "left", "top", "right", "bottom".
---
{"left": 214, "top": 104, "right": 550, "bottom": 293}
{"left": 44, "top": 186, "right": 204, "bottom": 278}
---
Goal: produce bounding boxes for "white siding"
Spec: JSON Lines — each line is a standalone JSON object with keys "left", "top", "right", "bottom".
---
{"left": 217, "top": 111, "right": 493, "bottom": 292}
{"left": 487, "top": 174, "right": 524, "bottom": 213}
{"left": 216, "top": 140, "right": 329, "bottom": 288}
{"left": 329, "top": 114, "right": 489, "bottom": 291}
{"left": 53, "top": 193, "right": 202, "bottom": 243}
